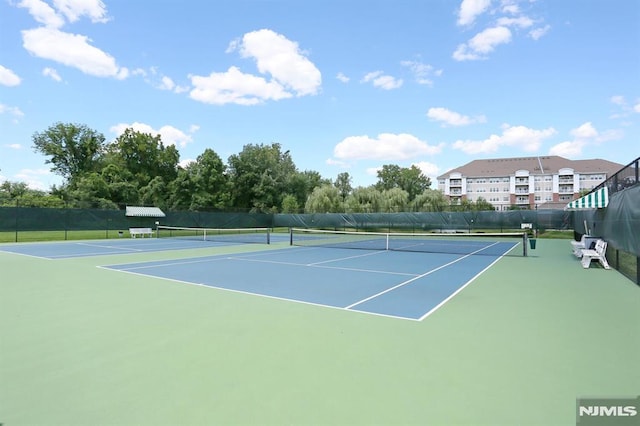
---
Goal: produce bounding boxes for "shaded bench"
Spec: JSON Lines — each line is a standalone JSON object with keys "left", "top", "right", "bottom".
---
{"left": 129, "top": 227, "right": 154, "bottom": 238}
{"left": 580, "top": 239, "right": 610, "bottom": 269}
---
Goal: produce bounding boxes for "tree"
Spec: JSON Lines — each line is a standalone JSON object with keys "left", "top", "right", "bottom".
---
{"left": 411, "top": 189, "right": 448, "bottom": 212}
{"left": 287, "top": 170, "right": 328, "bottom": 209}
{"left": 177, "top": 148, "right": 229, "bottom": 210}
{"left": 375, "top": 164, "right": 431, "bottom": 201}
{"left": 334, "top": 172, "right": 353, "bottom": 201}
{"left": 140, "top": 176, "right": 168, "bottom": 208}
{"left": 106, "top": 128, "right": 179, "bottom": 192}
{"left": 345, "top": 187, "right": 383, "bottom": 212}
{"left": 66, "top": 172, "right": 118, "bottom": 208}
{"left": 100, "top": 163, "right": 139, "bottom": 206}
{"left": 0, "top": 182, "right": 65, "bottom": 207}
{"left": 32, "top": 122, "right": 105, "bottom": 183}
{"left": 281, "top": 194, "right": 300, "bottom": 213}
{"left": 381, "top": 188, "right": 409, "bottom": 212}
{"left": 304, "top": 184, "right": 342, "bottom": 213}
{"left": 473, "top": 197, "right": 495, "bottom": 211}
{"left": 0, "top": 180, "right": 28, "bottom": 199}
{"left": 227, "top": 143, "right": 297, "bottom": 212}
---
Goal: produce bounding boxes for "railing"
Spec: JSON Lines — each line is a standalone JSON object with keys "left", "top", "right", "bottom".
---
{"left": 595, "top": 157, "right": 639, "bottom": 196}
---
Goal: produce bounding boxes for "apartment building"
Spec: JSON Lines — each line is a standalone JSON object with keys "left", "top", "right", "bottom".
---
{"left": 437, "top": 156, "right": 624, "bottom": 210}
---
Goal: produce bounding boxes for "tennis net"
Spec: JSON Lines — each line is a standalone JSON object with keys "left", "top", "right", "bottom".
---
{"left": 289, "top": 228, "right": 528, "bottom": 256}
{"left": 157, "top": 225, "right": 270, "bottom": 244}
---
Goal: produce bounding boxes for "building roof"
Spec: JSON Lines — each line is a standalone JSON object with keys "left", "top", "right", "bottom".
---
{"left": 125, "top": 206, "right": 166, "bottom": 217}
{"left": 438, "top": 156, "right": 624, "bottom": 179}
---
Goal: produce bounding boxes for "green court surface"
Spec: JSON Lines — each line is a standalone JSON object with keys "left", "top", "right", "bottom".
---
{"left": 1, "top": 240, "right": 638, "bottom": 425}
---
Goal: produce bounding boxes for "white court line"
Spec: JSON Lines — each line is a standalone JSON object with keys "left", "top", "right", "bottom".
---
{"left": 345, "top": 241, "right": 501, "bottom": 310}
{"left": 97, "top": 265, "right": 422, "bottom": 322}
{"left": 226, "top": 256, "right": 416, "bottom": 277}
{"left": 306, "top": 249, "right": 387, "bottom": 266}
{"left": 76, "top": 242, "right": 146, "bottom": 252}
{"left": 0, "top": 250, "right": 53, "bottom": 260}
{"left": 107, "top": 256, "right": 231, "bottom": 271}
{"left": 417, "top": 255, "right": 504, "bottom": 321}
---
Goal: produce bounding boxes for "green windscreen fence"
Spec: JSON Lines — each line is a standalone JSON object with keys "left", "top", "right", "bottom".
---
{"left": 272, "top": 210, "right": 571, "bottom": 232}
{"left": 573, "top": 185, "right": 640, "bottom": 285}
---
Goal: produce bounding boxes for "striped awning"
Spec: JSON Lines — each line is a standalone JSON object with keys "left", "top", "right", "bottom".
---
{"left": 125, "top": 206, "right": 166, "bottom": 217}
{"left": 565, "top": 187, "right": 609, "bottom": 210}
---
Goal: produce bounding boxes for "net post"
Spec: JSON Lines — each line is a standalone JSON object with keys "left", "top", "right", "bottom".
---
{"left": 523, "top": 232, "right": 528, "bottom": 257}
{"left": 289, "top": 228, "right": 293, "bottom": 246}
{"left": 386, "top": 233, "right": 390, "bottom": 251}
{"left": 266, "top": 228, "right": 271, "bottom": 244}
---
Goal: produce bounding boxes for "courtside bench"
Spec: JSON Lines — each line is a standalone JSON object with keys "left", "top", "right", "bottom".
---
{"left": 129, "top": 227, "right": 154, "bottom": 238}
{"left": 580, "top": 239, "right": 610, "bottom": 269}
{"left": 570, "top": 235, "right": 601, "bottom": 258}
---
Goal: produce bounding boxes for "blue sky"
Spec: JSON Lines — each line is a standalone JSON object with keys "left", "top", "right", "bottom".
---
{"left": 1, "top": 0, "right": 638, "bottom": 191}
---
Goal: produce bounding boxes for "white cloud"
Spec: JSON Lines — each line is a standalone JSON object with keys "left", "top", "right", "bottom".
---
{"left": 17, "top": 0, "right": 65, "bottom": 28}
{"left": 325, "top": 158, "right": 350, "bottom": 168}
{"left": 52, "top": 0, "right": 109, "bottom": 24}
{"left": 333, "top": 133, "right": 443, "bottom": 161}
{"left": 42, "top": 67, "right": 62, "bottom": 81}
{"left": 401, "top": 60, "right": 442, "bottom": 86}
{"left": 453, "top": 26, "right": 512, "bottom": 61}
{"left": 453, "top": 124, "right": 557, "bottom": 154}
{"left": 610, "top": 95, "right": 626, "bottom": 106}
{"left": 0, "top": 104, "right": 25, "bottom": 122}
{"left": 454, "top": 1, "right": 548, "bottom": 59}
{"left": 427, "top": 107, "right": 486, "bottom": 127}
{"left": 366, "top": 166, "right": 381, "bottom": 178}
{"left": 158, "top": 75, "right": 175, "bottom": 91}
{"left": 634, "top": 102, "right": 640, "bottom": 113}
{"left": 110, "top": 122, "right": 197, "bottom": 147}
{"left": 0, "top": 65, "right": 22, "bottom": 86}
{"left": 179, "top": 159, "right": 196, "bottom": 168}
{"left": 549, "top": 122, "right": 622, "bottom": 157}
{"left": 501, "top": 2, "right": 519, "bottom": 15}
{"left": 548, "top": 140, "right": 586, "bottom": 157}
{"left": 231, "top": 29, "right": 321, "bottom": 96}
{"left": 22, "top": 27, "right": 128, "bottom": 79}
{"left": 6, "top": 143, "right": 23, "bottom": 149}
{"left": 191, "top": 29, "right": 320, "bottom": 105}
{"left": 189, "top": 66, "right": 291, "bottom": 105}
{"left": 469, "top": 26, "right": 512, "bottom": 54}
{"left": 361, "top": 71, "right": 403, "bottom": 90}
{"left": 570, "top": 122, "right": 598, "bottom": 139}
{"left": 15, "top": 168, "right": 53, "bottom": 191}
{"left": 18, "top": 0, "right": 108, "bottom": 27}
{"left": 412, "top": 161, "right": 440, "bottom": 181}
{"left": 336, "top": 72, "right": 349, "bottom": 83}
{"left": 529, "top": 25, "right": 551, "bottom": 40}
{"left": 497, "top": 16, "right": 534, "bottom": 29}
{"left": 457, "top": 0, "right": 491, "bottom": 26}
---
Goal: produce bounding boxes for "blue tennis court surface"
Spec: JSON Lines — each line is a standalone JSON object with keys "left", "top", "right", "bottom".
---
{"left": 102, "top": 245, "right": 512, "bottom": 320}
{"left": 0, "top": 236, "right": 285, "bottom": 259}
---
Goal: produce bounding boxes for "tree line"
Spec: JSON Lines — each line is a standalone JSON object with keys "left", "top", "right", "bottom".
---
{"left": 0, "top": 122, "right": 496, "bottom": 213}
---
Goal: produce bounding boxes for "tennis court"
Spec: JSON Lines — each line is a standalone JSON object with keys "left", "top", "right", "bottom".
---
{"left": 102, "top": 245, "right": 510, "bottom": 321}
{"left": 1, "top": 229, "right": 638, "bottom": 425}
{"left": 0, "top": 226, "right": 277, "bottom": 259}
